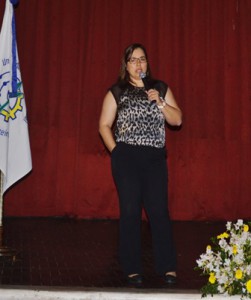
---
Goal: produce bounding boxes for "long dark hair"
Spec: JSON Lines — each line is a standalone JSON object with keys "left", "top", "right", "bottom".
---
{"left": 117, "top": 43, "right": 152, "bottom": 85}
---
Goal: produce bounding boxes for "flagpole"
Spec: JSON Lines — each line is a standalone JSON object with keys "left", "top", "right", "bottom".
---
{"left": 0, "top": 171, "right": 17, "bottom": 261}
{"left": 0, "top": 170, "right": 3, "bottom": 227}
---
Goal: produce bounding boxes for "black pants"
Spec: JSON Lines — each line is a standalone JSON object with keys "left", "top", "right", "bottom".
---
{"left": 111, "top": 142, "right": 176, "bottom": 276}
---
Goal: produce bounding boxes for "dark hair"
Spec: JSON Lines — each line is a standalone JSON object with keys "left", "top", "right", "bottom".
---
{"left": 118, "top": 43, "right": 152, "bottom": 84}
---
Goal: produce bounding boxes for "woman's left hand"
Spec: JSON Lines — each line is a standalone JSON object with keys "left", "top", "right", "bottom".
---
{"left": 146, "top": 89, "right": 161, "bottom": 105}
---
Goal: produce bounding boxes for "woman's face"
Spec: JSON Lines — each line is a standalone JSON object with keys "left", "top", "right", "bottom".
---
{"left": 126, "top": 48, "right": 147, "bottom": 81}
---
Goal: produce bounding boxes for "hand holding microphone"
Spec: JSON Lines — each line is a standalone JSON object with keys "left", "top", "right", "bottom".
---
{"left": 139, "top": 72, "right": 158, "bottom": 106}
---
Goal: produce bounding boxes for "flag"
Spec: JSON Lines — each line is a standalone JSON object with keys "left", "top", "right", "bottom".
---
{"left": 0, "top": 0, "right": 32, "bottom": 194}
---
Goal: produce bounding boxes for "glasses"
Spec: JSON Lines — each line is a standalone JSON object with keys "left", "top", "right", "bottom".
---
{"left": 128, "top": 56, "right": 147, "bottom": 64}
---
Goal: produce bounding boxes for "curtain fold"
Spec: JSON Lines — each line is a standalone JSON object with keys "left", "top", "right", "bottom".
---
{"left": 0, "top": 0, "right": 250, "bottom": 220}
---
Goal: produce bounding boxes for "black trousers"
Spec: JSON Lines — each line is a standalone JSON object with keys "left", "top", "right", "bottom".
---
{"left": 111, "top": 142, "right": 176, "bottom": 276}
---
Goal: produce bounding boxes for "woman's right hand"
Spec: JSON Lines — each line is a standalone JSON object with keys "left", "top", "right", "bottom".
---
{"left": 98, "top": 91, "right": 117, "bottom": 152}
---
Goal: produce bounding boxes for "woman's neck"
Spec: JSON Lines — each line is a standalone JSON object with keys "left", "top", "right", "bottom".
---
{"left": 129, "top": 78, "right": 144, "bottom": 87}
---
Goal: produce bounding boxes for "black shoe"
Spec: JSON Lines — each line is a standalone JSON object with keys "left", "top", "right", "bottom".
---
{"left": 164, "top": 274, "right": 177, "bottom": 284}
{"left": 127, "top": 274, "right": 143, "bottom": 286}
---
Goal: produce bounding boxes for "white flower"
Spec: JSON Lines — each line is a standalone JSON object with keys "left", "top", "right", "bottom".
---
{"left": 246, "top": 265, "right": 251, "bottom": 275}
{"left": 226, "top": 221, "right": 232, "bottom": 231}
{"left": 224, "top": 258, "right": 231, "bottom": 267}
{"left": 219, "top": 238, "right": 228, "bottom": 249}
{"left": 237, "top": 219, "right": 243, "bottom": 226}
{"left": 217, "top": 273, "right": 228, "bottom": 285}
{"left": 218, "top": 285, "right": 225, "bottom": 293}
{"left": 234, "top": 219, "right": 243, "bottom": 231}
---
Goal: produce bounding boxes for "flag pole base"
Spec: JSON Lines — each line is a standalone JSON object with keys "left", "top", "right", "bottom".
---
{"left": 0, "top": 226, "right": 17, "bottom": 262}
{"left": 0, "top": 246, "right": 18, "bottom": 261}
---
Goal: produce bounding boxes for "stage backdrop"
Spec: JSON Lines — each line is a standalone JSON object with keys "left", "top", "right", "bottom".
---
{"left": 0, "top": 0, "right": 250, "bottom": 221}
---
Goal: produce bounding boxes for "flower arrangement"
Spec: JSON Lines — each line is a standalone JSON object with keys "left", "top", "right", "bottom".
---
{"left": 196, "top": 219, "right": 251, "bottom": 298}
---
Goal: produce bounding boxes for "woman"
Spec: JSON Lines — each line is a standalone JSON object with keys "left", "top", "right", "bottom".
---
{"left": 99, "top": 43, "right": 182, "bottom": 285}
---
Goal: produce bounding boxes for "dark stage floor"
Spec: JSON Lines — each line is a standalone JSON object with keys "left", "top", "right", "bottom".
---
{"left": 0, "top": 218, "right": 226, "bottom": 290}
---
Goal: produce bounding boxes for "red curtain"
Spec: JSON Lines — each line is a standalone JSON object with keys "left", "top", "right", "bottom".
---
{"left": 1, "top": 0, "right": 250, "bottom": 220}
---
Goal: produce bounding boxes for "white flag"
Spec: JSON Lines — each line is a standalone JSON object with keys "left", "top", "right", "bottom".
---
{"left": 0, "top": 0, "right": 32, "bottom": 194}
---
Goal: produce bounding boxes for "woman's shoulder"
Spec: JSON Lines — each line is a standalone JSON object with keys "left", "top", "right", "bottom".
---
{"left": 109, "top": 80, "right": 128, "bottom": 91}
{"left": 108, "top": 81, "right": 129, "bottom": 104}
{"left": 151, "top": 79, "right": 168, "bottom": 89}
{"left": 151, "top": 79, "right": 168, "bottom": 97}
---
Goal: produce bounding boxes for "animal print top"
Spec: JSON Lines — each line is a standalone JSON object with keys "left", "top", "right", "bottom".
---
{"left": 110, "top": 80, "right": 168, "bottom": 148}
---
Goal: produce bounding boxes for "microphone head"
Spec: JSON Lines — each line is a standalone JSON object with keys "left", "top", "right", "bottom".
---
{"left": 139, "top": 72, "right": 147, "bottom": 79}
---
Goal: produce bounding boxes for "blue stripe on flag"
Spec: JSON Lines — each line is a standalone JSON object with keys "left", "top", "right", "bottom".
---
{"left": 10, "top": 0, "right": 19, "bottom": 5}
{"left": 10, "top": 1, "right": 17, "bottom": 97}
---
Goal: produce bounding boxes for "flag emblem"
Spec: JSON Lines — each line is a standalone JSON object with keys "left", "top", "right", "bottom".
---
{"left": 0, "top": 76, "right": 24, "bottom": 122}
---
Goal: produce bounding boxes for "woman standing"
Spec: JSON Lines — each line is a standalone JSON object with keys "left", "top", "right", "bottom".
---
{"left": 99, "top": 43, "right": 182, "bottom": 286}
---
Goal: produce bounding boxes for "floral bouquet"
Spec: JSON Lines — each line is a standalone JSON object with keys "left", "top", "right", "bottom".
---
{"left": 196, "top": 219, "right": 251, "bottom": 298}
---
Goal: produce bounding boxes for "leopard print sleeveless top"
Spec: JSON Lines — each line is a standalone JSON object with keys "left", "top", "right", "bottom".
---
{"left": 110, "top": 81, "right": 168, "bottom": 148}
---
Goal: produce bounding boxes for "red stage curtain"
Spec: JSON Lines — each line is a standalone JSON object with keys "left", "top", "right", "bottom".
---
{"left": 0, "top": 0, "right": 250, "bottom": 220}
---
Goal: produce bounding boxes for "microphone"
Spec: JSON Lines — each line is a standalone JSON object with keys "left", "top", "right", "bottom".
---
{"left": 139, "top": 72, "right": 156, "bottom": 105}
